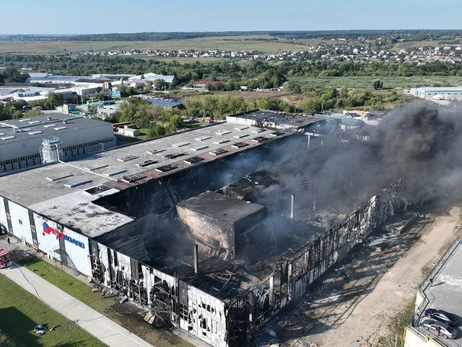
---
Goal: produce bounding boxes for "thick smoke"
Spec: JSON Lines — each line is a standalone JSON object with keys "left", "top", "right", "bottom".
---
{"left": 252, "top": 103, "right": 462, "bottom": 217}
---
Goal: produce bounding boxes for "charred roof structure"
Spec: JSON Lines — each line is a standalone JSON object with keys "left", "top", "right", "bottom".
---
{"left": 0, "top": 109, "right": 415, "bottom": 346}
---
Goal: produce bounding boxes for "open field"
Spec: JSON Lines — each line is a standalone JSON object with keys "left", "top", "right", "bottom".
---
{"left": 392, "top": 40, "right": 442, "bottom": 51}
{"left": 20, "top": 256, "right": 193, "bottom": 347}
{"left": 139, "top": 55, "right": 235, "bottom": 63}
{"left": 0, "top": 273, "right": 104, "bottom": 347}
{"left": 289, "top": 75, "right": 462, "bottom": 89}
{"left": 392, "top": 38, "right": 462, "bottom": 51}
{"left": 0, "top": 35, "right": 309, "bottom": 54}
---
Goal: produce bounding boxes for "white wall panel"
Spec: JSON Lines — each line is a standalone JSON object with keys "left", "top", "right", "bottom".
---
{"left": 63, "top": 227, "right": 91, "bottom": 277}
{"left": 8, "top": 201, "right": 32, "bottom": 244}
{"left": 0, "top": 197, "right": 8, "bottom": 231}
{"left": 34, "top": 214, "right": 61, "bottom": 258}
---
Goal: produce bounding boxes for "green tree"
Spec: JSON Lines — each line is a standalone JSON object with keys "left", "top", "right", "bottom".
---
{"left": 154, "top": 79, "right": 167, "bottom": 91}
{"left": 373, "top": 79, "right": 384, "bottom": 90}
{"left": 41, "top": 92, "right": 64, "bottom": 110}
{"left": 24, "top": 109, "right": 42, "bottom": 117}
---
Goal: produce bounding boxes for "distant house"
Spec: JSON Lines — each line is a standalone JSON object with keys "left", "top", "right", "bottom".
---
{"left": 192, "top": 80, "right": 225, "bottom": 88}
{"left": 116, "top": 124, "right": 140, "bottom": 137}
{"left": 128, "top": 73, "right": 175, "bottom": 84}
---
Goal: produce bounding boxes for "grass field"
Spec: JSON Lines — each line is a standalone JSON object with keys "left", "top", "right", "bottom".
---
{"left": 20, "top": 257, "right": 193, "bottom": 347}
{"left": 289, "top": 75, "right": 462, "bottom": 89}
{"left": 392, "top": 39, "right": 462, "bottom": 51}
{"left": 0, "top": 273, "right": 105, "bottom": 347}
{"left": 0, "top": 35, "right": 309, "bottom": 54}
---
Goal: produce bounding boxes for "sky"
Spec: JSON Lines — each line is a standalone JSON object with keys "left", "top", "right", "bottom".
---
{"left": 1, "top": 0, "right": 462, "bottom": 34}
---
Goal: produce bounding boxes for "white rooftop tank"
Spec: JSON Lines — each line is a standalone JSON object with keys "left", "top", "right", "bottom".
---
{"left": 40, "top": 137, "right": 64, "bottom": 164}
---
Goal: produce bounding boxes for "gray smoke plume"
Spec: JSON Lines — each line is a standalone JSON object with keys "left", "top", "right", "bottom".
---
{"left": 251, "top": 103, "right": 462, "bottom": 216}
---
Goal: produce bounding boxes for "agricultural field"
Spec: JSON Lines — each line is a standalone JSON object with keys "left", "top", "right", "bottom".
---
{"left": 0, "top": 35, "right": 309, "bottom": 55}
{"left": 392, "top": 38, "right": 462, "bottom": 51}
{"left": 0, "top": 273, "right": 104, "bottom": 347}
{"left": 289, "top": 75, "right": 462, "bottom": 90}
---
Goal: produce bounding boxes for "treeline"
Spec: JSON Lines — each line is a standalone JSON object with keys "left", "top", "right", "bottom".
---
{"left": 4, "top": 56, "right": 462, "bottom": 86}
{"left": 4, "top": 30, "right": 462, "bottom": 41}
{"left": 109, "top": 98, "right": 184, "bottom": 137}
{"left": 183, "top": 95, "right": 295, "bottom": 119}
{"left": 0, "top": 93, "right": 63, "bottom": 120}
{"left": 0, "top": 67, "right": 29, "bottom": 83}
{"left": 111, "top": 89, "right": 403, "bottom": 131}
{"left": 297, "top": 87, "right": 404, "bottom": 114}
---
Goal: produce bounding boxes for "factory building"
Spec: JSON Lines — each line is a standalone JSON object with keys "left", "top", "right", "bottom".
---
{"left": 0, "top": 113, "right": 116, "bottom": 174}
{"left": 410, "top": 87, "right": 462, "bottom": 100}
{"left": 0, "top": 110, "right": 406, "bottom": 346}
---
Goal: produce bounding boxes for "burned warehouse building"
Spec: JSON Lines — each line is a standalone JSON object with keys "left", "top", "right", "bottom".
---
{"left": 0, "top": 109, "right": 413, "bottom": 346}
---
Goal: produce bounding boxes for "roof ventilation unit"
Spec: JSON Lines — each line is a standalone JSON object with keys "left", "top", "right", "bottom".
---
{"left": 85, "top": 184, "right": 111, "bottom": 195}
{"left": 155, "top": 164, "right": 178, "bottom": 173}
{"left": 165, "top": 152, "right": 185, "bottom": 159}
{"left": 65, "top": 179, "right": 92, "bottom": 188}
{"left": 117, "top": 154, "right": 139, "bottom": 162}
{"left": 137, "top": 160, "right": 158, "bottom": 167}
{"left": 121, "top": 173, "right": 146, "bottom": 183}
{"left": 231, "top": 142, "right": 248, "bottom": 149}
{"left": 184, "top": 156, "right": 204, "bottom": 165}
{"left": 209, "top": 149, "right": 228, "bottom": 156}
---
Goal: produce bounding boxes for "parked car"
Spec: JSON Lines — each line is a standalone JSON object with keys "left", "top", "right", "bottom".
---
{"left": 421, "top": 319, "right": 457, "bottom": 339}
{"left": 425, "top": 309, "right": 458, "bottom": 327}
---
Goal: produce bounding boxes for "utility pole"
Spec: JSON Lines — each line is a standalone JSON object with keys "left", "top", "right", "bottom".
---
{"left": 313, "top": 180, "right": 317, "bottom": 212}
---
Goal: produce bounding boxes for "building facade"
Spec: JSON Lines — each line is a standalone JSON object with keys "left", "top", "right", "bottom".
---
{"left": 0, "top": 111, "right": 407, "bottom": 346}
{"left": 0, "top": 114, "right": 116, "bottom": 174}
{"left": 410, "top": 87, "right": 462, "bottom": 100}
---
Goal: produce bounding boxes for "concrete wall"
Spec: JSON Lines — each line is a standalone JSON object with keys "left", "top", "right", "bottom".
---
{"left": 404, "top": 328, "right": 440, "bottom": 347}
{"left": 177, "top": 205, "right": 235, "bottom": 255}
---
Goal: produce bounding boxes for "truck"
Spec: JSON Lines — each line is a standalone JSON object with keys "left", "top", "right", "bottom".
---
{"left": 0, "top": 248, "right": 12, "bottom": 268}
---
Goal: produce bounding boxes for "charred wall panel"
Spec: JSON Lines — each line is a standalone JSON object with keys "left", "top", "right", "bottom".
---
{"left": 226, "top": 178, "right": 406, "bottom": 345}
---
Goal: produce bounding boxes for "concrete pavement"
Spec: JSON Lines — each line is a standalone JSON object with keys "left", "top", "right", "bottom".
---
{"left": 0, "top": 263, "right": 153, "bottom": 347}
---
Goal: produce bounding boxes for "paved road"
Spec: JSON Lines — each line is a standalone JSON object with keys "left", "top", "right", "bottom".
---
{"left": 0, "top": 263, "right": 153, "bottom": 347}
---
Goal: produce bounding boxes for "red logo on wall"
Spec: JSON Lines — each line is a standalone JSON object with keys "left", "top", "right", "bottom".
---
{"left": 43, "top": 222, "right": 64, "bottom": 239}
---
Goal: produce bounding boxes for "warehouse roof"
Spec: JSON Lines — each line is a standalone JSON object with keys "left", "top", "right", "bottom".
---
{"left": 0, "top": 116, "right": 319, "bottom": 238}
{"left": 227, "top": 110, "right": 323, "bottom": 130}
{"left": 0, "top": 111, "right": 325, "bottom": 240}
{"left": 0, "top": 113, "right": 111, "bottom": 145}
{"left": 0, "top": 122, "right": 279, "bottom": 204}
{"left": 177, "top": 191, "right": 266, "bottom": 224}
{"left": 415, "top": 87, "right": 462, "bottom": 92}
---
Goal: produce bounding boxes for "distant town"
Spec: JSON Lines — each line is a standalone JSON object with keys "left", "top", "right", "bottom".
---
{"left": 62, "top": 42, "right": 462, "bottom": 64}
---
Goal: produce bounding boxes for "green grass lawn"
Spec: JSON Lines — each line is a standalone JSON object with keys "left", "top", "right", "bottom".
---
{"left": 20, "top": 257, "right": 193, "bottom": 347}
{"left": 0, "top": 273, "right": 105, "bottom": 347}
{"left": 20, "top": 257, "right": 114, "bottom": 314}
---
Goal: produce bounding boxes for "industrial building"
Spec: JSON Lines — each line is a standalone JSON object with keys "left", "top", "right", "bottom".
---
{"left": 0, "top": 113, "right": 116, "bottom": 174}
{"left": 410, "top": 87, "right": 462, "bottom": 100}
{"left": 0, "top": 110, "right": 406, "bottom": 346}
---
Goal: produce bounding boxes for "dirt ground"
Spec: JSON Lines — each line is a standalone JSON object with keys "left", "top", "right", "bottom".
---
{"left": 252, "top": 202, "right": 462, "bottom": 347}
